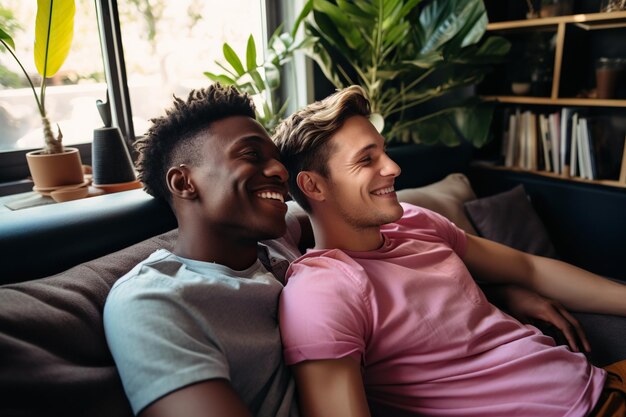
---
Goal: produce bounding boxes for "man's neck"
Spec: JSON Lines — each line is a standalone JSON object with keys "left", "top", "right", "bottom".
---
{"left": 174, "top": 223, "right": 259, "bottom": 271}
{"left": 310, "top": 217, "right": 384, "bottom": 252}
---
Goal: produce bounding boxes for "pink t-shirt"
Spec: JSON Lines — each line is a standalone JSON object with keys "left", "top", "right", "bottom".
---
{"left": 279, "top": 203, "right": 605, "bottom": 417}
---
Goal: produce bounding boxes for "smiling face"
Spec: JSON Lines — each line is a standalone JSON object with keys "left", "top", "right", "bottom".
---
{"left": 189, "top": 115, "right": 289, "bottom": 241}
{"left": 322, "top": 115, "right": 403, "bottom": 229}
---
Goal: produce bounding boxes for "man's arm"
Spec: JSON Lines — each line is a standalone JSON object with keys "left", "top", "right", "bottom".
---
{"left": 463, "top": 233, "right": 626, "bottom": 316}
{"left": 292, "top": 357, "right": 371, "bottom": 417}
{"left": 141, "top": 379, "right": 252, "bottom": 417}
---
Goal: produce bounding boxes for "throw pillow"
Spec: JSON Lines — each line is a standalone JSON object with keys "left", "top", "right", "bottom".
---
{"left": 463, "top": 185, "right": 557, "bottom": 258}
{"left": 396, "top": 173, "right": 478, "bottom": 235}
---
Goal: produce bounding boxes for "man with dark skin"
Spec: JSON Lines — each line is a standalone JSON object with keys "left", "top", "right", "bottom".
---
{"left": 104, "top": 84, "right": 590, "bottom": 417}
{"left": 104, "top": 85, "right": 303, "bottom": 417}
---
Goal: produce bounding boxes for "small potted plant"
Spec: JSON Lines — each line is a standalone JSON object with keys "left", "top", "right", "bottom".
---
{"left": 0, "top": 0, "right": 84, "bottom": 191}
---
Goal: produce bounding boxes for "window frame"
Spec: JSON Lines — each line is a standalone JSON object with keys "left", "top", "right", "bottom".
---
{"left": 0, "top": 0, "right": 285, "bottom": 196}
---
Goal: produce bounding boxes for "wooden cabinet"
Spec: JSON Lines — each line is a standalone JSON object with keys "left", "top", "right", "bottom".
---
{"left": 485, "top": 11, "right": 626, "bottom": 107}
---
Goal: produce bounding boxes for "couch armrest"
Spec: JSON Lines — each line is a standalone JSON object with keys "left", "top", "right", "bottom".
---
{"left": 0, "top": 189, "right": 177, "bottom": 284}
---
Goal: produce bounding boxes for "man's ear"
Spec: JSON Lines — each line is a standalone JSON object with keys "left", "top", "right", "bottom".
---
{"left": 296, "top": 171, "right": 326, "bottom": 203}
{"left": 166, "top": 165, "right": 197, "bottom": 200}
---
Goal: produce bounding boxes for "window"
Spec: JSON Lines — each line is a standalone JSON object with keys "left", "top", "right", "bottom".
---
{"left": 0, "top": 0, "right": 267, "bottom": 193}
{"left": 117, "top": 0, "right": 264, "bottom": 137}
{"left": 0, "top": 0, "right": 106, "bottom": 153}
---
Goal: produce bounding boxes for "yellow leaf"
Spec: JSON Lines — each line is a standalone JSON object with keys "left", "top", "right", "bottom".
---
{"left": 34, "top": 0, "right": 75, "bottom": 78}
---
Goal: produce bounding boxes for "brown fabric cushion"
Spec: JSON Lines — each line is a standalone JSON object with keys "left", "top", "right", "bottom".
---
{"left": 464, "top": 185, "right": 557, "bottom": 258}
{"left": 396, "top": 173, "right": 478, "bottom": 234}
{"left": 0, "top": 229, "right": 177, "bottom": 417}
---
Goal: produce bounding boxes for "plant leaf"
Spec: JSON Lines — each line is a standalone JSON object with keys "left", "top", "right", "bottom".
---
{"left": 223, "top": 42, "right": 245, "bottom": 76}
{"left": 246, "top": 34, "right": 257, "bottom": 71}
{"left": 313, "top": 0, "right": 363, "bottom": 50}
{"left": 248, "top": 68, "right": 266, "bottom": 94}
{"left": 397, "top": 101, "right": 494, "bottom": 147}
{"left": 35, "top": 0, "right": 75, "bottom": 78}
{"left": 0, "top": 27, "right": 16, "bottom": 50}
{"left": 264, "top": 62, "right": 280, "bottom": 90}
{"left": 291, "top": 0, "right": 313, "bottom": 38}
{"left": 203, "top": 71, "right": 236, "bottom": 85}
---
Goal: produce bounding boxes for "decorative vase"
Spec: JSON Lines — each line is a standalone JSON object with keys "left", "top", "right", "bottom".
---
{"left": 25, "top": 147, "right": 84, "bottom": 190}
{"left": 91, "top": 126, "right": 138, "bottom": 188}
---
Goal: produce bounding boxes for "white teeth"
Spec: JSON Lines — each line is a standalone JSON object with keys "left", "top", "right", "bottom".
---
{"left": 258, "top": 191, "right": 285, "bottom": 203}
{"left": 372, "top": 186, "right": 394, "bottom": 196}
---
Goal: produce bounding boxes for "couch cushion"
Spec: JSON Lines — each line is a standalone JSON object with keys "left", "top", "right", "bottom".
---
{"left": 396, "top": 173, "right": 478, "bottom": 234}
{"left": 0, "top": 229, "right": 177, "bottom": 417}
{"left": 464, "top": 185, "right": 557, "bottom": 258}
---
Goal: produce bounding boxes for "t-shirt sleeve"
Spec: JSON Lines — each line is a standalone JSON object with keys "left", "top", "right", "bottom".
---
{"left": 397, "top": 202, "right": 468, "bottom": 257}
{"left": 279, "top": 254, "right": 371, "bottom": 366}
{"left": 103, "top": 268, "right": 229, "bottom": 414}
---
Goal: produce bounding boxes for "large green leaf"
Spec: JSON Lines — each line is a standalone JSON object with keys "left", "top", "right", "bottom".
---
{"left": 223, "top": 43, "right": 245, "bottom": 76}
{"left": 444, "top": 0, "right": 488, "bottom": 53}
{"left": 203, "top": 71, "right": 236, "bottom": 85}
{"left": 396, "top": 100, "right": 494, "bottom": 147}
{"left": 451, "top": 102, "right": 494, "bottom": 148}
{"left": 246, "top": 35, "right": 257, "bottom": 72}
{"left": 0, "top": 27, "right": 16, "bottom": 50}
{"left": 418, "top": 1, "right": 463, "bottom": 55}
{"left": 313, "top": 0, "right": 363, "bottom": 50}
{"left": 291, "top": 0, "right": 313, "bottom": 38}
{"left": 34, "top": 0, "right": 75, "bottom": 78}
{"left": 452, "top": 36, "right": 510, "bottom": 64}
{"left": 248, "top": 68, "right": 266, "bottom": 93}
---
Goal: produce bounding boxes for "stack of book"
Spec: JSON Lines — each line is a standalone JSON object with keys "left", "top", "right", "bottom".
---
{"left": 502, "top": 108, "right": 626, "bottom": 181}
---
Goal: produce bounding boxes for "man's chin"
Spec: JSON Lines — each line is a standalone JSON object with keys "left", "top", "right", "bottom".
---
{"left": 379, "top": 204, "right": 404, "bottom": 225}
{"left": 257, "top": 223, "right": 287, "bottom": 241}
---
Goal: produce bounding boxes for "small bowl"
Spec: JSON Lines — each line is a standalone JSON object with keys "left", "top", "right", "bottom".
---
{"left": 50, "top": 186, "right": 89, "bottom": 203}
{"left": 511, "top": 82, "right": 531, "bottom": 95}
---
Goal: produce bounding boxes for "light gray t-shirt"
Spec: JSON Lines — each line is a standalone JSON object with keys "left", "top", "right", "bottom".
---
{"left": 103, "top": 209, "right": 302, "bottom": 416}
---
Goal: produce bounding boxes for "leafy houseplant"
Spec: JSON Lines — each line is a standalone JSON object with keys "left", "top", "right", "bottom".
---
{"left": 0, "top": 0, "right": 75, "bottom": 155}
{"left": 0, "top": 0, "right": 84, "bottom": 191}
{"left": 204, "top": 2, "right": 312, "bottom": 134}
{"left": 303, "top": 0, "right": 510, "bottom": 147}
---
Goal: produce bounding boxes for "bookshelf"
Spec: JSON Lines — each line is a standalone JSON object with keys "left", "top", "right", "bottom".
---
{"left": 479, "top": 8, "right": 626, "bottom": 189}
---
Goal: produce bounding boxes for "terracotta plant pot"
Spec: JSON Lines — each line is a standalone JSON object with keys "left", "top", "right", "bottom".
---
{"left": 26, "top": 147, "right": 84, "bottom": 189}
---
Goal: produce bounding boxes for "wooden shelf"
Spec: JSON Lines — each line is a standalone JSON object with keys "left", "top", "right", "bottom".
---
{"left": 487, "top": 11, "right": 626, "bottom": 31}
{"left": 483, "top": 96, "right": 626, "bottom": 107}
{"left": 473, "top": 163, "right": 626, "bottom": 189}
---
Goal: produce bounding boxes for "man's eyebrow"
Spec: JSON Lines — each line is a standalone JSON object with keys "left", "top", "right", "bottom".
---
{"left": 231, "top": 135, "right": 281, "bottom": 157}
{"left": 233, "top": 135, "right": 268, "bottom": 145}
{"left": 352, "top": 143, "right": 378, "bottom": 159}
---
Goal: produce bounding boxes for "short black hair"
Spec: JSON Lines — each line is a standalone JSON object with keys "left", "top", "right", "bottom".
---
{"left": 135, "top": 84, "right": 255, "bottom": 204}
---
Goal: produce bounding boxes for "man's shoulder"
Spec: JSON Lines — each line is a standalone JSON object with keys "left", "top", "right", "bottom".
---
{"left": 106, "top": 249, "right": 181, "bottom": 303}
{"left": 294, "top": 248, "right": 361, "bottom": 269}
{"left": 287, "top": 249, "right": 368, "bottom": 288}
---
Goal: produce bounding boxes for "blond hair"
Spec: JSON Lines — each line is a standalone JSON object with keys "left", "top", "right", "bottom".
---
{"left": 273, "top": 85, "right": 371, "bottom": 211}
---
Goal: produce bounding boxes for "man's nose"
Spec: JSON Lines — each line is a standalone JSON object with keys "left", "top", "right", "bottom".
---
{"left": 265, "top": 158, "right": 289, "bottom": 182}
{"left": 380, "top": 153, "right": 401, "bottom": 178}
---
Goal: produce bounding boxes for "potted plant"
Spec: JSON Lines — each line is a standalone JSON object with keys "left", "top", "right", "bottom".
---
{"left": 302, "top": 0, "right": 510, "bottom": 147}
{"left": 0, "top": 0, "right": 84, "bottom": 190}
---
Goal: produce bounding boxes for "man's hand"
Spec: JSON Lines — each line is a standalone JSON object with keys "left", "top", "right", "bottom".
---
{"left": 488, "top": 285, "right": 591, "bottom": 353}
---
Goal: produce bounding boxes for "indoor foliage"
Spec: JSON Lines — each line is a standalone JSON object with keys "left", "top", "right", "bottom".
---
{"left": 0, "top": 0, "right": 75, "bottom": 154}
{"left": 204, "top": 3, "right": 312, "bottom": 134}
{"left": 305, "top": 0, "right": 510, "bottom": 146}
